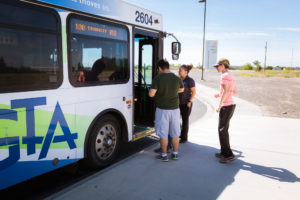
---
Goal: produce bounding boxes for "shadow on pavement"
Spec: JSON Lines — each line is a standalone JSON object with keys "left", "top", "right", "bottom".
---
{"left": 153, "top": 142, "right": 300, "bottom": 200}
{"left": 232, "top": 150, "right": 300, "bottom": 183}
{"left": 41, "top": 140, "right": 300, "bottom": 200}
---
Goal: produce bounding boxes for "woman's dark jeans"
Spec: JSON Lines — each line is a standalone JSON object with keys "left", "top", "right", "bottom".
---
{"left": 218, "top": 104, "right": 236, "bottom": 158}
{"left": 180, "top": 103, "right": 193, "bottom": 141}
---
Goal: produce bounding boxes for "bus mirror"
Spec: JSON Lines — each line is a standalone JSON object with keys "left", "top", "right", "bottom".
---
{"left": 172, "top": 54, "right": 179, "bottom": 60}
{"left": 172, "top": 42, "right": 181, "bottom": 55}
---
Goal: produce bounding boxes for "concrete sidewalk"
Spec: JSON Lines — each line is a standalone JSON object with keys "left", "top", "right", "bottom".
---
{"left": 47, "top": 84, "right": 300, "bottom": 200}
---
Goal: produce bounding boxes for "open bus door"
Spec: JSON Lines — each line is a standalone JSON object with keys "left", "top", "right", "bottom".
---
{"left": 133, "top": 29, "right": 160, "bottom": 140}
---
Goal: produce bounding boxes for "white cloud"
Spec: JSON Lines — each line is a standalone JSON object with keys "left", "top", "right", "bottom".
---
{"left": 174, "top": 31, "right": 271, "bottom": 40}
{"left": 174, "top": 32, "right": 203, "bottom": 40}
{"left": 277, "top": 27, "right": 300, "bottom": 32}
{"left": 222, "top": 32, "right": 271, "bottom": 38}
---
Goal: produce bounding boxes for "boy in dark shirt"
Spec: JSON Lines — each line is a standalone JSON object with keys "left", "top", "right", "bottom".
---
{"left": 149, "top": 59, "right": 184, "bottom": 161}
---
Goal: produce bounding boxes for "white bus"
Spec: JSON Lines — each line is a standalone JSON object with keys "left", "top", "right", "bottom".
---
{"left": 0, "top": 0, "right": 181, "bottom": 190}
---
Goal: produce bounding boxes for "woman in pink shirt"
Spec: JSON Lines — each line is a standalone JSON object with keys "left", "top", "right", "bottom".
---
{"left": 214, "top": 58, "right": 237, "bottom": 164}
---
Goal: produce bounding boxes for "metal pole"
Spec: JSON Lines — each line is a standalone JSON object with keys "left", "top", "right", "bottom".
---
{"left": 201, "top": 0, "right": 206, "bottom": 80}
{"left": 207, "top": 49, "right": 210, "bottom": 70}
{"left": 264, "top": 41, "right": 267, "bottom": 72}
{"left": 291, "top": 48, "right": 294, "bottom": 68}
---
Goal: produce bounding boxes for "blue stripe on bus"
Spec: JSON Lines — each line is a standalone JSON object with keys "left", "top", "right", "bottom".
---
{"left": 0, "top": 159, "right": 79, "bottom": 190}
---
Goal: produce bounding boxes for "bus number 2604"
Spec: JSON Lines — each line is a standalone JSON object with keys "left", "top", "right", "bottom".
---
{"left": 135, "top": 10, "right": 153, "bottom": 26}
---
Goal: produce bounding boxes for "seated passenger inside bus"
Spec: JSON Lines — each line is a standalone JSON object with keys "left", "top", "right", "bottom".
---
{"left": 77, "top": 58, "right": 106, "bottom": 82}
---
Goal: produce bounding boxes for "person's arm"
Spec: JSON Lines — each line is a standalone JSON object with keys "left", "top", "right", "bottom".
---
{"left": 216, "top": 84, "right": 228, "bottom": 112}
{"left": 77, "top": 71, "right": 85, "bottom": 82}
{"left": 214, "top": 87, "right": 222, "bottom": 98}
{"left": 149, "top": 77, "right": 158, "bottom": 97}
{"left": 233, "top": 85, "right": 237, "bottom": 95}
{"left": 178, "top": 78, "right": 184, "bottom": 93}
{"left": 187, "top": 87, "right": 196, "bottom": 108}
{"left": 149, "top": 89, "right": 157, "bottom": 97}
{"left": 178, "top": 88, "right": 184, "bottom": 93}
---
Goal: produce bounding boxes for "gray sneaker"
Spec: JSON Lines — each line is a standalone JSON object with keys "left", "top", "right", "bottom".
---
{"left": 215, "top": 153, "right": 224, "bottom": 158}
{"left": 171, "top": 153, "right": 178, "bottom": 160}
{"left": 156, "top": 154, "right": 169, "bottom": 162}
{"left": 219, "top": 156, "right": 236, "bottom": 164}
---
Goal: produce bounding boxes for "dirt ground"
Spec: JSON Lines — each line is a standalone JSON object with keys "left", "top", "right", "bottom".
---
{"left": 189, "top": 71, "right": 300, "bottom": 119}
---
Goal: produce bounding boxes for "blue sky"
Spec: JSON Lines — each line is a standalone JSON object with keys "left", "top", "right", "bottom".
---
{"left": 124, "top": 0, "right": 300, "bottom": 67}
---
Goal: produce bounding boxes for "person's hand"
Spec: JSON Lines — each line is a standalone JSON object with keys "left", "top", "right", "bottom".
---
{"left": 77, "top": 71, "right": 85, "bottom": 82}
{"left": 214, "top": 93, "right": 220, "bottom": 98}
{"left": 216, "top": 106, "right": 221, "bottom": 112}
{"left": 187, "top": 102, "right": 192, "bottom": 108}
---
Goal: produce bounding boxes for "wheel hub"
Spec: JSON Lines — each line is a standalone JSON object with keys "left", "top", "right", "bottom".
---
{"left": 95, "top": 124, "right": 117, "bottom": 160}
{"left": 106, "top": 138, "right": 113, "bottom": 146}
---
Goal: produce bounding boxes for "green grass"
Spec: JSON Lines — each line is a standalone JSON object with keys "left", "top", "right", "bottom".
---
{"left": 234, "top": 70, "right": 300, "bottom": 78}
{"left": 234, "top": 73, "right": 258, "bottom": 77}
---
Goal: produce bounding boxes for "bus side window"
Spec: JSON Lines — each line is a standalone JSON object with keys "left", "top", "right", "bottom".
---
{"left": 0, "top": 2, "right": 62, "bottom": 93}
{"left": 68, "top": 16, "right": 129, "bottom": 87}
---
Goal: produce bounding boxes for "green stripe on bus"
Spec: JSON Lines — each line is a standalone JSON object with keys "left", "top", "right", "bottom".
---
{"left": 0, "top": 104, "right": 93, "bottom": 149}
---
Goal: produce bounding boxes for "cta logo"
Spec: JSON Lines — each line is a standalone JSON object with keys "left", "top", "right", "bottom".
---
{"left": 0, "top": 97, "right": 78, "bottom": 170}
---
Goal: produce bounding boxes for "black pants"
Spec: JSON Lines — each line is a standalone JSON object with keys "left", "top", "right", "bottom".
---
{"left": 218, "top": 104, "right": 236, "bottom": 158}
{"left": 180, "top": 103, "right": 193, "bottom": 141}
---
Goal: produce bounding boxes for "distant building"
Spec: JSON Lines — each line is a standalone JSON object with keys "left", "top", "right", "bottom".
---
{"left": 273, "top": 66, "right": 281, "bottom": 70}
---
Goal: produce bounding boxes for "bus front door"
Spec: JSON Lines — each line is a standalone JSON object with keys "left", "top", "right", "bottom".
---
{"left": 133, "top": 32, "right": 158, "bottom": 140}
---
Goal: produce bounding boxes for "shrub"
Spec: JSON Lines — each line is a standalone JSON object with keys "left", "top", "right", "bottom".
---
{"left": 255, "top": 65, "right": 262, "bottom": 71}
{"left": 266, "top": 66, "right": 273, "bottom": 70}
{"left": 241, "top": 63, "right": 253, "bottom": 70}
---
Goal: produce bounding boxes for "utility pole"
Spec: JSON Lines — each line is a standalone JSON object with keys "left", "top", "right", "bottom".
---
{"left": 264, "top": 41, "right": 267, "bottom": 72}
{"left": 291, "top": 48, "right": 294, "bottom": 69}
{"left": 199, "top": 0, "right": 206, "bottom": 80}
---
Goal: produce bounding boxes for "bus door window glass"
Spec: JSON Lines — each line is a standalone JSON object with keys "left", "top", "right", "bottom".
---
{"left": 0, "top": 2, "right": 61, "bottom": 93}
{"left": 69, "top": 17, "right": 129, "bottom": 86}
{"left": 141, "top": 44, "right": 153, "bottom": 85}
{"left": 134, "top": 38, "right": 139, "bottom": 84}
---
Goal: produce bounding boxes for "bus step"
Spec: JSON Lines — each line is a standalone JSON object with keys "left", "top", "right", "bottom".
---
{"left": 133, "top": 125, "right": 155, "bottom": 141}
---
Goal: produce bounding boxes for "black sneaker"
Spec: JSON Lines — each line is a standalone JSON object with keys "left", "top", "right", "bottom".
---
{"left": 171, "top": 153, "right": 178, "bottom": 160}
{"left": 156, "top": 154, "right": 169, "bottom": 162}
{"left": 179, "top": 140, "right": 187, "bottom": 144}
{"left": 215, "top": 153, "right": 224, "bottom": 158}
{"left": 219, "top": 156, "right": 236, "bottom": 164}
{"left": 154, "top": 147, "right": 170, "bottom": 154}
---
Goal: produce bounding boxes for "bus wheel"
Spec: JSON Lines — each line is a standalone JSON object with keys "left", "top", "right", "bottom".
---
{"left": 86, "top": 114, "right": 121, "bottom": 168}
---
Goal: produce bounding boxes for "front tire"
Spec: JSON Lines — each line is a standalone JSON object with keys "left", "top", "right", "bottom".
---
{"left": 86, "top": 114, "right": 121, "bottom": 168}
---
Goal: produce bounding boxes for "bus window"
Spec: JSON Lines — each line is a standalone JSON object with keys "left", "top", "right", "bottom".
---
{"left": 134, "top": 40, "right": 153, "bottom": 86}
{"left": 141, "top": 44, "right": 153, "bottom": 85}
{"left": 68, "top": 16, "right": 129, "bottom": 86}
{"left": 0, "top": 2, "right": 61, "bottom": 93}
